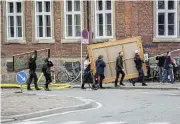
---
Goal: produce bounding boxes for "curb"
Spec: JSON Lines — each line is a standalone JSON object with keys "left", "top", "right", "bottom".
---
{"left": 0, "top": 83, "right": 72, "bottom": 89}
{"left": 72, "top": 85, "right": 180, "bottom": 90}
{"left": 1, "top": 97, "right": 92, "bottom": 123}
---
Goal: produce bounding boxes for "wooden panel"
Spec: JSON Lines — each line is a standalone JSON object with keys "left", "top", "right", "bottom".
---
{"left": 107, "top": 45, "right": 123, "bottom": 62}
{"left": 87, "top": 36, "right": 145, "bottom": 83}
{"left": 123, "top": 42, "right": 138, "bottom": 59}
{"left": 93, "top": 48, "right": 108, "bottom": 63}
{"left": 104, "top": 64, "right": 111, "bottom": 78}
{"left": 125, "top": 59, "right": 137, "bottom": 74}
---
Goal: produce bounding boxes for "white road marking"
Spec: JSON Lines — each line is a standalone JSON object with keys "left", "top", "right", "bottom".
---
{"left": 24, "top": 97, "right": 102, "bottom": 121}
{"left": 59, "top": 121, "right": 85, "bottom": 124}
{"left": 96, "top": 122, "right": 127, "bottom": 124}
{"left": 147, "top": 122, "right": 170, "bottom": 124}
{"left": 15, "top": 121, "right": 45, "bottom": 124}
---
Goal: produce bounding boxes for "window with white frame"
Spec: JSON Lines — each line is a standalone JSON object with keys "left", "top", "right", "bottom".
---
{"left": 95, "top": 0, "right": 112, "bottom": 38}
{"left": 6, "top": 1, "right": 23, "bottom": 40}
{"left": 156, "top": 0, "right": 179, "bottom": 38}
{"left": 64, "top": 0, "right": 82, "bottom": 39}
{"left": 178, "top": 1, "right": 180, "bottom": 37}
{"left": 35, "top": 0, "right": 52, "bottom": 39}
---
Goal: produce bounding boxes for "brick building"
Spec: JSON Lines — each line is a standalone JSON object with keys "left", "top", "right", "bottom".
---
{"left": 1, "top": 0, "right": 180, "bottom": 65}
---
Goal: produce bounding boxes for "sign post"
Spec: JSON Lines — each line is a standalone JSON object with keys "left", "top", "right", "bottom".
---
{"left": 81, "top": 29, "right": 89, "bottom": 85}
{"left": 16, "top": 71, "right": 28, "bottom": 93}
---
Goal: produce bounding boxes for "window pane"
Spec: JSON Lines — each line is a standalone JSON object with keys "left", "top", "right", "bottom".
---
{"left": 67, "top": 15, "right": 72, "bottom": 26}
{"left": 46, "top": 27, "right": 51, "bottom": 37}
{"left": 66, "top": 14, "right": 72, "bottom": 37}
{"left": 97, "top": 14, "right": 103, "bottom": 36}
{"left": 17, "top": 27, "right": 22, "bottom": 37}
{"left": 45, "top": 1, "right": 50, "bottom": 12}
{"left": 10, "top": 27, "right": 14, "bottom": 37}
{"left": 158, "top": 13, "right": 164, "bottom": 24}
{"left": 38, "top": 15, "right": 43, "bottom": 26}
{"left": 98, "top": 14, "right": 103, "bottom": 25}
{"left": 9, "top": 16, "right": 14, "bottom": 26}
{"left": 158, "top": 25, "right": 165, "bottom": 35}
{"left": 16, "top": 16, "right": 22, "bottom": 26}
{"left": 16, "top": 2, "right": 21, "bottom": 13}
{"left": 8, "top": 2, "right": 14, "bottom": 13}
{"left": 168, "top": 25, "right": 174, "bottom": 35}
{"left": 39, "top": 27, "right": 43, "bottom": 37}
{"left": 179, "top": 22, "right": 180, "bottom": 36}
{"left": 105, "top": 13, "right": 112, "bottom": 36}
{"left": 158, "top": 1, "right": 164, "bottom": 9}
{"left": 106, "top": 25, "right": 112, "bottom": 36}
{"left": 168, "top": 1, "right": 174, "bottom": 10}
{"left": 75, "top": 26, "right": 81, "bottom": 36}
{"left": 106, "top": 0, "right": 111, "bottom": 10}
{"left": 97, "top": 0, "right": 103, "bottom": 10}
{"left": 168, "top": 13, "right": 174, "bottom": 24}
{"left": 75, "top": 14, "right": 80, "bottom": 25}
{"left": 37, "top": 2, "right": 42, "bottom": 12}
{"left": 67, "top": 0, "right": 72, "bottom": 12}
{"left": 45, "top": 15, "right": 50, "bottom": 26}
{"left": 106, "top": 13, "right": 111, "bottom": 24}
{"left": 74, "top": 0, "right": 80, "bottom": 11}
{"left": 67, "top": 26, "right": 72, "bottom": 36}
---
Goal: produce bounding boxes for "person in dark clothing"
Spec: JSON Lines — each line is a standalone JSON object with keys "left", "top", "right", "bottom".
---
{"left": 27, "top": 50, "right": 40, "bottom": 90}
{"left": 156, "top": 55, "right": 165, "bottom": 82}
{"left": 81, "top": 55, "right": 91, "bottom": 89}
{"left": 160, "top": 52, "right": 174, "bottom": 83}
{"left": 42, "top": 58, "right": 54, "bottom": 91}
{"left": 114, "top": 51, "right": 125, "bottom": 87}
{"left": 96, "top": 55, "right": 106, "bottom": 89}
{"left": 132, "top": 50, "right": 147, "bottom": 86}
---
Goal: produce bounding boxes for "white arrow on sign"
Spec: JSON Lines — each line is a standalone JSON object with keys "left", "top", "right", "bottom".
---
{"left": 18, "top": 73, "right": 26, "bottom": 81}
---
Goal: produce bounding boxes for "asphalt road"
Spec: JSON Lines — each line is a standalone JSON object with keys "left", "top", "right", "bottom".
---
{"left": 8, "top": 88, "right": 180, "bottom": 124}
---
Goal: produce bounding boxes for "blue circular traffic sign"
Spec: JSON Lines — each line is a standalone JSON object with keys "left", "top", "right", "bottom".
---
{"left": 16, "top": 71, "right": 28, "bottom": 84}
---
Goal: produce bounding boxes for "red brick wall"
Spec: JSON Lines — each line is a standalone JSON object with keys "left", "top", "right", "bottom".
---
{"left": 1, "top": 1, "right": 180, "bottom": 58}
{"left": 115, "top": 1, "right": 180, "bottom": 57}
{"left": 1, "top": 1, "right": 87, "bottom": 58}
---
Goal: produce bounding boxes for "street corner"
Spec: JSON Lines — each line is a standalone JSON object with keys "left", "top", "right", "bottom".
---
{"left": 1, "top": 93, "right": 93, "bottom": 123}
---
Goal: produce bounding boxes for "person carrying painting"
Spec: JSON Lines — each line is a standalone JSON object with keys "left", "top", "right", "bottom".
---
{"left": 95, "top": 55, "right": 106, "bottom": 89}
{"left": 42, "top": 57, "right": 54, "bottom": 91}
{"left": 114, "top": 51, "right": 125, "bottom": 87}
{"left": 27, "top": 50, "right": 41, "bottom": 90}
{"left": 132, "top": 50, "right": 148, "bottom": 86}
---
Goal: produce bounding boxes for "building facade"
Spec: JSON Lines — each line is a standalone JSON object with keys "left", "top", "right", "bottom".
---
{"left": 1, "top": 0, "right": 180, "bottom": 62}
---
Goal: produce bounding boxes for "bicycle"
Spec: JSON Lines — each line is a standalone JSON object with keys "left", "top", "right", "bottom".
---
{"left": 56, "top": 61, "right": 81, "bottom": 83}
{"left": 152, "top": 63, "right": 160, "bottom": 82}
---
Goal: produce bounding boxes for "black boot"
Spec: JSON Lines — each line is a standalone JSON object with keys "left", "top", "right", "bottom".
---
{"left": 132, "top": 81, "right": 135, "bottom": 86}
{"left": 27, "top": 85, "right": 33, "bottom": 90}
{"left": 35, "top": 88, "right": 41, "bottom": 90}
{"left": 120, "top": 82, "right": 125, "bottom": 86}
{"left": 27, "top": 88, "right": 33, "bottom": 91}
{"left": 142, "top": 83, "right": 147, "bottom": 86}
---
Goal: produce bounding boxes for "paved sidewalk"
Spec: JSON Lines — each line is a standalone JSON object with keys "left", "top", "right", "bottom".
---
{"left": 72, "top": 82, "right": 180, "bottom": 90}
{"left": 1, "top": 89, "right": 89, "bottom": 123}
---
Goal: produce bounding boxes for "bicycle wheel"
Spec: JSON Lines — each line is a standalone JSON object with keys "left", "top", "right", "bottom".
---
{"left": 89, "top": 75, "right": 99, "bottom": 90}
{"left": 152, "top": 70, "right": 160, "bottom": 82}
{"left": 57, "top": 71, "right": 69, "bottom": 83}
